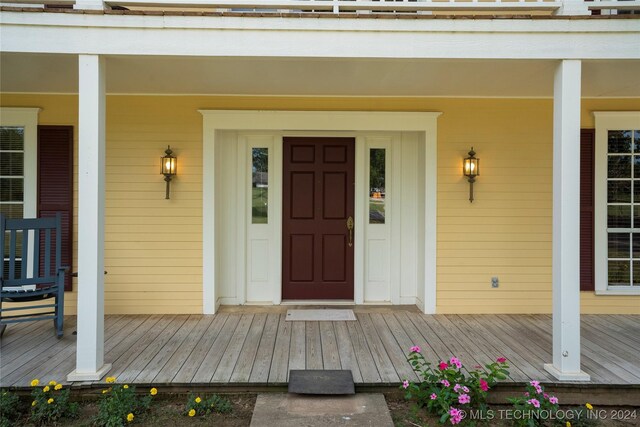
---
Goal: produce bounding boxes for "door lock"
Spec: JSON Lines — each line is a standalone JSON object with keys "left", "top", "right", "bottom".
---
{"left": 347, "top": 216, "right": 354, "bottom": 247}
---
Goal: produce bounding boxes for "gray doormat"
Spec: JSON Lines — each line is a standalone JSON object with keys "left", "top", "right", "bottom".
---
{"left": 250, "top": 393, "right": 393, "bottom": 426}
{"left": 286, "top": 309, "right": 356, "bottom": 322}
{"left": 289, "top": 370, "right": 355, "bottom": 395}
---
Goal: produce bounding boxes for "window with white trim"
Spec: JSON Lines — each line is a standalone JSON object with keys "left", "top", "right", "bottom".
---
{"left": 0, "top": 108, "right": 39, "bottom": 279}
{"left": 594, "top": 112, "right": 640, "bottom": 294}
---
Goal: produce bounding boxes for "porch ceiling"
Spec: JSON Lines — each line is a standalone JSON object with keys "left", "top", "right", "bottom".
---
{"left": 1, "top": 53, "right": 639, "bottom": 97}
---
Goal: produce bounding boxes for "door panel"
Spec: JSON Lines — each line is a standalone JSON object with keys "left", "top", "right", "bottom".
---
{"left": 282, "top": 137, "right": 355, "bottom": 299}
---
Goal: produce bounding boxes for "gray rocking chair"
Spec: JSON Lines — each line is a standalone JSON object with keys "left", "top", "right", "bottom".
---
{"left": 0, "top": 213, "right": 68, "bottom": 338}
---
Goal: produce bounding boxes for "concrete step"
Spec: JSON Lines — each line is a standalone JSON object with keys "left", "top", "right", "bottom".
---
{"left": 250, "top": 393, "right": 394, "bottom": 427}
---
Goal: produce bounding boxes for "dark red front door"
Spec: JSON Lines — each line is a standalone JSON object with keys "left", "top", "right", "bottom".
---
{"left": 282, "top": 137, "right": 355, "bottom": 300}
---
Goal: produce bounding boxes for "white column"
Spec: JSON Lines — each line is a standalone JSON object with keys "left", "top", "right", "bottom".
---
{"left": 555, "top": 0, "right": 590, "bottom": 15}
{"left": 202, "top": 123, "right": 216, "bottom": 314}
{"left": 544, "top": 60, "right": 590, "bottom": 381}
{"left": 423, "top": 125, "right": 437, "bottom": 314}
{"left": 74, "top": 0, "right": 105, "bottom": 10}
{"left": 68, "top": 55, "right": 111, "bottom": 382}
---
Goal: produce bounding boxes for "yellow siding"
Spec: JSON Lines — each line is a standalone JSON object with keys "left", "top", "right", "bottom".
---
{"left": 1, "top": 94, "right": 639, "bottom": 314}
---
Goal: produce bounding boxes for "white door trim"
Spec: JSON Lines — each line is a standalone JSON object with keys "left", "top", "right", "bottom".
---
{"left": 200, "top": 110, "right": 441, "bottom": 314}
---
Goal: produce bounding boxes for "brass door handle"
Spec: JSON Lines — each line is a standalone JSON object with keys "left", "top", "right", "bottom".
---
{"left": 347, "top": 216, "right": 354, "bottom": 247}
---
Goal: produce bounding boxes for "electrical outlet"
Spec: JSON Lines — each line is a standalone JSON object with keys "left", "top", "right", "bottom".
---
{"left": 491, "top": 277, "right": 499, "bottom": 288}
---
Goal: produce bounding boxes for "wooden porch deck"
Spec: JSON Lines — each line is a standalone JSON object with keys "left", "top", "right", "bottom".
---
{"left": 1, "top": 309, "right": 640, "bottom": 388}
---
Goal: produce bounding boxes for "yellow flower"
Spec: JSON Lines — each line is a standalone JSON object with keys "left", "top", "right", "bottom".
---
{"left": 586, "top": 403, "right": 593, "bottom": 410}
{"left": 127, "top": 413, "right": 134, "bottom": 422}
{"left": 54, "top": 384, "right": 63, "bottom": 391}
{"left": 195, "top": 397, "right": 201, "bottom": 404}
{"left": 43, "top": 386, "right": 50, "bottom": 393}
{"left": 188, "top": 409, "right": 196, "bottom": 417}
{"left": 102, "top": 389, "right": 109, "bottom": 394}
{"left": 150, "top": 387, "right": 157, "bottom": 396}
{"left": 566, "top": 422, "right": 571, "bottom": 427}
{"left": 123, "top": 385, "right": 129, "bottom": 389}
{"left": 30, "top": 379, "right": 39, "bottom": 387}
{"left": 47, "top": 398, "right": 54, "bottom": 404}
{"left": 32, "top": 401, "right": 37, "bottom": 407}
{"left": 49, "top": 380, "right": 57, "bottom": 386}
{"left": 106, "top": 376, "right": 117, "bottom": 384}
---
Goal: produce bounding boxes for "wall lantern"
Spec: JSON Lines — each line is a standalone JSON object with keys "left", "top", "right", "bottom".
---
{"left": 463, "top": 147, "right": 479, "bottom": 203}
{"left": 161, "top": 145, "right": 177, "bottom": 199}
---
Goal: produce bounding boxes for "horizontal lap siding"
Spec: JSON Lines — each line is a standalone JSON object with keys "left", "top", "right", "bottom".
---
{"left": 435, "top": 99, "right": 554, "bottom": 313}
{"left": 2, "top": 94, "right": 639, "bottom": 315}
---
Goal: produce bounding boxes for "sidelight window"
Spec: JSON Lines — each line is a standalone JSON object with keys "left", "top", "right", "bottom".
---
{"left": 369, "top": 148, "right": 386, "bottom": 224}
{"left": 251, "top": 147, "right": 269, "bottom": 224}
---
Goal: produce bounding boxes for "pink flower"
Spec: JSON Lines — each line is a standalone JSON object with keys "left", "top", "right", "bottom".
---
{"left": 410, "top": 346, "right": 421, "bottom": 353}
{"left": 497, "top": 357, "right": 507, "bottom": 363}
{"left": 479, "top": 379, "right": 489, "bottom": 392}
{"left": 402, "top": 380, "right": 410, "bottom": 389}
{"left": 475, "top": 365, "right": 482, "bottom": 369}
{"left": 450, "top": 357, "right": 462, "bottom": 369}
{"left": 530, "top": 380, "right": 540, "bottom": 387}
{"left": 440, "top": 379, "right": 450, "bottom": 388}
{"left": 449, "top": 408, "right": 463, "bottom": 425}
{"left": 543, "top": 393, "right": 549, "bottom": 399}
{"left": 438, "top": 361, "right": 449, "bottom": 371}
{"left": 458, "top": 394, "right": 471, "bottom": 404}
{"left": 527, "top": 399, "right": 541, "bottom": 408}
{"left": 535, "top": 385, "right": 543, "bottom": 394}
{"left": 430, "top": 393, "right": 437, "bottom": 400}
{"left": 524, "top": 392, "right": 530, "bottom": 397}
{"left": 549, "top": 396, "right": 558, "bottom": 404}
{"left": 453, "top": 384, "right": 462, "bottom": 393}
{"left": 462, "top": 386, "right": 469, "bottom": 393}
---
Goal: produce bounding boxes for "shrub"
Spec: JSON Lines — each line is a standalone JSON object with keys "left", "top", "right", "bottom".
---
{"left": 29, "top": 379, "right": 78, "bottom": 425}
{"left": 0, "top": 389, "right": 21, "bottom": 427}
{"left": 507, "top": 381, "right": 561, "bottom": 427}
{"left": 401, "top": 347, "right": 510, "bottom": 425}
{"left": 184, "top": 393, "right": 232, "bottom": 417}
{"left": 94, "top": 377, "right": 155, "bottom": 426}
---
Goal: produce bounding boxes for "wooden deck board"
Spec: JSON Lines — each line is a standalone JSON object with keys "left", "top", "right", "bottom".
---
{"left": 319, "top": 322, "right": 341, "bottom": 370}
{"left": 1, "top": 312, "right": 639, "bottom": 388}
{"left": 230, "top": 313, "right": 267, "bottom": 383}
{"left": 268, "top": 314, "right": 291, "bottom": 383}
{"left": 305, "top": 321, "right": 323, "bottom": 370}
{"left": 334, "top": 321, "right": 363, "bottom": 383}
{"left": 249, "top": 313, "right": 279, "bottom": 383}
{"left": 173, "top": 314, "right": 227, "bottom": 383}
{"left": 193, "top": 314, "right": 239, "bottom": 383}
{"left": 211, "top": 314, "right": 253, "bottom": 383}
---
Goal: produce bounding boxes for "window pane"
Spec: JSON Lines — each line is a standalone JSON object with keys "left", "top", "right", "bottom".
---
{"left": 609, "top": 233, "right": 630, "bottom": 258}
{"left": 0, "top": 204, "right": 23, "bottom": 219}
{"left": 3, "top": 230, "right": 23, "bottom": 257}
{"left": 0, "top": 178, "right": 23, "bottom": 202}
{"left": 608, "top": 205, "right": 631, "bottom": 229}
{"left": 635, "top": 130, "right": 640, "bottom": 153}
{"left": 0, "top": 127, "right": 24, "bottom": 151}
{"left": 634, "top": 233, "right": 640, "bottom": 259}
{"left": 608, "top": 130, "right": 633, "bottom": 153}
{"left": 607, "top": 181, "right": 631, "bottom": 203}
{"left": 0, "top": 152, "right": 24, "bottom": 176}
{"left": 251, "top": 148, "right": 268, "bottom": 224}
{"left": 369, "top": 148, "right": 385, "bottom": 224}
{"left": 608, "top": 260, "right": 630, "bottom": 286}
{"left": 608, "top": 155, "right": 631, "bottom": 178}
{"left": 634, "top": 261, "right": 640, "bottom": 285}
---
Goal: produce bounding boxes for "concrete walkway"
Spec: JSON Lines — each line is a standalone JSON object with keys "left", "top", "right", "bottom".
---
{"left": 250, "top": 393, "right": 394, "bottom": 427}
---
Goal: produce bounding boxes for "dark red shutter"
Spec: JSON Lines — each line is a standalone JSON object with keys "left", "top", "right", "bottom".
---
{"left": 38, "top": 126, "right": 74, "bottom": 291}
{"left": 580, "top": 129, "right": 595, "bottom": 291}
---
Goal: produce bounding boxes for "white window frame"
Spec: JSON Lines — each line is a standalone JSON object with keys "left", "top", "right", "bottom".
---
{"left": 0, "top": 107, "right": 39, "bottom": 219}
{"left": 594, "top": 111, "right": 640, "bottom": 295}
{"left": 1, "top": 107, "right": 40, "bottom": 277}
